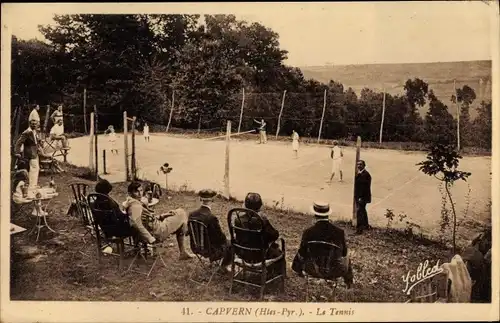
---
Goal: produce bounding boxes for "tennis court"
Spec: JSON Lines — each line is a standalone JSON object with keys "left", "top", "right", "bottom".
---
{"left": 67, "top": 133, "right": 491, "bottom": 235}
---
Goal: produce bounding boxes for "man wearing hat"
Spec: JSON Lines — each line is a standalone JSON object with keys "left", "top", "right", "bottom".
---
{"left": 188, "top": 189, "right": 232, "bottom": 272}
{"left": 291, "top": 201, "right": 353, "bottom": 288}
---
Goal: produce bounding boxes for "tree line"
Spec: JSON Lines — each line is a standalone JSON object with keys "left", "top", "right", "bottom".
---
{"left": 11, "top": 14, "right": 491, "bottom": 149}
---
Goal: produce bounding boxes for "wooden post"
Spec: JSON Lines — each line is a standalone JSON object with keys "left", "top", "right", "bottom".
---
{"left": 352, "top": 136, "right": 361, "bottom": 227}
{"left": 94, "top": 105, "right": 99, "bottom": 179}
{"left": 223, "top": 120, "right": 231, "bottom": 198}
{"left": 166, "top": 91, "right": 175, "bottom": 132}
{"left": 123, "top": 111, "right": 130, "bottom": 181}
{"left": 238, "top": 88, "right": 245, "bottom": 134}
{"left": 275, "top": 90, "right": 287, "bottom": 139}
{"left": 379, "top": 88, "right": 386, "bottom": 144}
{"left": 197, "top": 116, "right": 202, "bottom": 135}
{"left": 89, "top": 112, "right": 95, "bottom": 171}
{"left": 83, "top": 87, "right": 87, "bottom": 134}
{"left": 43, "top": 105, "right": 51, "bottom": 135}
{"left": 454, "top": 80, "right": 460, "bottom": 150}
{"left": 102, "top": 149, "right": 107, "bottom": 174}
{"left": 317, "top": 89, "right": 327, "bottom": 143}
{"left": 131, "top": 116, "right": 137, "bottom": 180}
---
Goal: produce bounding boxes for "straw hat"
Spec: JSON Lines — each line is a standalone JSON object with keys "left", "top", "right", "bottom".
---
{"left": 311, "top": 201, "right": 332, "bottom": 218}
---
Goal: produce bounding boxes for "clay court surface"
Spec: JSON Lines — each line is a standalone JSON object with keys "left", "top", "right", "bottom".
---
{"left": 67, "top": 133, "right": 491, "bottom": 235}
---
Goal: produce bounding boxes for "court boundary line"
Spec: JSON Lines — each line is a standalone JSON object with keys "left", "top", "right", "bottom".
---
{"left": 371, "top": 174, "right": 421, "bottom": 208}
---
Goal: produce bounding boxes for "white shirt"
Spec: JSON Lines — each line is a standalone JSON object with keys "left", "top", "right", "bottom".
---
{"left": 332, "top": 146, "right": 343, "bottom": 160}
{"left": 29, "top": 109, "right": 40, "bottom": 122}
{"left": 50, "top": 124, "right": 64, "bottom": 136}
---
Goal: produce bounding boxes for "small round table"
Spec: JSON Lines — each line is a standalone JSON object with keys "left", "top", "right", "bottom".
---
{"left": 25, "top": 187, "right": 59, "bottom": 242}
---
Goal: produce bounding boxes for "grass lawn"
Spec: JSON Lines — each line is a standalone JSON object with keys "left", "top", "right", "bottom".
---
{"left": 11, "top": 166, "right": 474, "bottom": 303}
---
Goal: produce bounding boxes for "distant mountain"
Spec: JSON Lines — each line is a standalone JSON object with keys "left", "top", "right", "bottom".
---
{"left": 299, "top": 60, "right": 492, "bottom": 118}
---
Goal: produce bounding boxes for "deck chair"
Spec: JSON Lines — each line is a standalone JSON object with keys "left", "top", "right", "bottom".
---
{"left": 87, "top": 193, "right": 138, "bottom": 270}
{"left": 227, "top": 208, "right": 286, "bottom": 300}
{"left": 302, "top": 241, "right": 347, "bottom": 302}
{"left": 187, "top": 219, "right": 225, "bottom": 289}
{"left": 405, "top": 271, "right": 449, "bottom": 303}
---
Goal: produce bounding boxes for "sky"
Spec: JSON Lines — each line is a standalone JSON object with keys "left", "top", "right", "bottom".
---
{"left": 2, "top": 2, "right": 496, "bottom": 67}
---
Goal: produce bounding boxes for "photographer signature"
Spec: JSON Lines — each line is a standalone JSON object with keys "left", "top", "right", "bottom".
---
{"left": 402, "top": 259, "right": 444, "bottom": 295}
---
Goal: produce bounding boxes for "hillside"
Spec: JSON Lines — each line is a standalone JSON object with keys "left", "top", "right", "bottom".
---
{"left": 299, "top": 60, "right": 492, "bottom": 118}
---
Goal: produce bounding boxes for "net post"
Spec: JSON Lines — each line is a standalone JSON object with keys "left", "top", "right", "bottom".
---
{"left": 103, "top": 149, "right": 107, "bottom": 174}
{"left": 123, "top": 111, "right": 129, "bottom": 181}
{"left": 352, "top": 136, "right": 361, "bottom": 227}
{"left": 89, "top": 112, "right": 95, "bottom": 171}
{"left": 275, "top": 90, "right": 287, "bottom": 139}
{"left": 379, "top": 86, "right": 386, "bottom": 145}
{"left": 223, "top": 120, "right": 231, "bottom": 198}
{"left": 317, "top": 89, "right": 327, "bottom": 143}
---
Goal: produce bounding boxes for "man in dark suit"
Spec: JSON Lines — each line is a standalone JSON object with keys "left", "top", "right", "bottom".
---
{"left": 14, "top": 119, "right": 41, "bottom": 188}
{"left": 235, "top": 192, "right": 282, "bottom": 260}
{"left": 354, "top": 160, "right": 372, "bottom": 234}
{"left": 188, "top": 189, "right": 232, "bottom": 272}
{"left": 292, "top": 201, "right": 353, "bottom": 288}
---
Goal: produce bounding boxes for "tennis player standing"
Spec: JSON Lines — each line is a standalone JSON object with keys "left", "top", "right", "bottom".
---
{"left": 328, "top": 140, "right": 343, "bottom": 183}
{"left": 291, "top": 130, "right": 299, "bottom": 158}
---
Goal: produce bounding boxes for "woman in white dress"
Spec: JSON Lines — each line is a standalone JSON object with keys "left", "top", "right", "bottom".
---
{"left": 292, "top": 130, "right": 299, "bottom": 158}
{"left": 105, "top": 125, "right": 118, "bottom": 155}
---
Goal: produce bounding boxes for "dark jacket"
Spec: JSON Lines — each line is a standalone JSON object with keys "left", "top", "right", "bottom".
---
{"left": 292, "top": 220, "right": 348, "bottom": 274}
{"left": 14, "top": 128, "right": 39, "bottom": 160}
{"left": 354, "top": 169, "right": 372, "bottom": 203}
{"left": 188, "top": 206, "right": 227, "bottom": 248}
{"left": 234, "top": 211, "right": 279, "bottom": 247}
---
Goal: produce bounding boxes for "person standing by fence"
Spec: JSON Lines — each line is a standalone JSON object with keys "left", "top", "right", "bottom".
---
{"left": 254, "top": 118, "right": 267, "bottom": 144}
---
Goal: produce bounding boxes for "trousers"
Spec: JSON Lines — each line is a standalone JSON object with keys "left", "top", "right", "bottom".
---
{"left": 356, "top": 201, "right": 369, "bottom": 230}
{"left": 28, "top": 157, "right": 39, "bottom": 188}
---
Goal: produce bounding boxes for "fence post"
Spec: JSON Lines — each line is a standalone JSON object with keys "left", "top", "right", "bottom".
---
{"left": 454, "top": 80, "right": 460, "bottom": 150}
{"left": 131, "top": 116, "right": 137, "bottom": 180}
{"left": 89, "top": 112, "right": 94, "bottom": 171}
{"left": 317, "top": 89, "right": 327, "bottom": 143}
{"left": 94, "top": 105, "right": 99, "bottom": 180}
{"left": 379, "top": 87, "right": 386, "bottom": 144}
{"left": 103, "top": 149, "right": 107, "bottom": 174}
{"left": 275, "top": 90, "right": 287, "bottom": 139}
{"left": 166, "top": 91, "right": 175, "bottom": 132}
{"left": 197, "top": 116, "right": 202, "bottom": 135}
{"left": 83, "top": 87, "right": 88, "bottom": 134}
{"left": 352, "top": 136, "right": 361, "bottom": 227}
{"left": 123, "top": 111, "right": 129, "bottom": 181}
{"left": 238, "top": 88, "right": 245, "bottom": 134}
{"left": 43, "top": 105, "right": 51, "bottom": 135}
{"left": 14, "top": 106, "right": 21, "bottom": 139}
{"left": 223, "top": 120, "right": 231, "bottom": 198}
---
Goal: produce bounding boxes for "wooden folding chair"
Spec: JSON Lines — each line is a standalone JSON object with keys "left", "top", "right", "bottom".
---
{"left": 227, "top": 208, "right": 286, "bottom": 300}
{"left": 405, "top": 271, "right": 449, "bottom": 303}
{"left": 187, "top": 219, "right": 225, "bottom": 289}
{"left": 87, "top": 193, "right": 138, "bottom": 270}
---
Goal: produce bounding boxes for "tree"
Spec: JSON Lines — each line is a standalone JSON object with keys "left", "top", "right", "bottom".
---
{"left": 424, "top": 90, "right": 456, "bottom": 145}
{"left": 452, "top": 85, "right": 476, "bottom": 147}
{"left": 417, "top": 144, "right": 471, "bottom": 254}
{"left": 472, "top": 101, "right": 492, "bottom": 149}
{"left": 403, "top": 78, "right": 427, "bottom": 141}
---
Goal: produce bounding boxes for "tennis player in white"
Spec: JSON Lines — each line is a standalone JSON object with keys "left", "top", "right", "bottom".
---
{"left": 143, "top": 122, "right": 150, "bottom": 142}
{"left": 105, "top": 125, "right": 118, "bottom": 155}
{"left": 291, "top": 130, "right": 299, "bottom": 158}
{"left": 328, "top": 140, "right": 343, "bottom": 183}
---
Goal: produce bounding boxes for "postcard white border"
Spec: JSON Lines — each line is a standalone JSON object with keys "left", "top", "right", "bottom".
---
{"left": 1, "top": 2, "right": 499, "bottom": 322}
